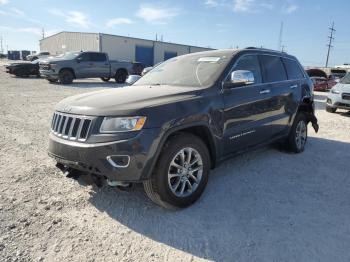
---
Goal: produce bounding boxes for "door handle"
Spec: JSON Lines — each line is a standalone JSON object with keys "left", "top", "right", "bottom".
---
{"left": 259, "top": 89, "right": 271, "bottom": 94}
{"left": 290, "top": 84, "right": 298, "bottom": 89}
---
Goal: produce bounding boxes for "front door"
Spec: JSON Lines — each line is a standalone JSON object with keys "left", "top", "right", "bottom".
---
{"left": 223, "top": 54, "right": 275, "bottom": 154}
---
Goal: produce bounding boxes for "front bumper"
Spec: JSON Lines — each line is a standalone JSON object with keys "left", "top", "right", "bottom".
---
{"left": 48, "top": 128, "right": 161, "bottom": 182}
{"left": 327, "top": 93, "right": 350, "bottom": 110}
{"left": 39, "top": 69, "right": 58, "bottom": 80}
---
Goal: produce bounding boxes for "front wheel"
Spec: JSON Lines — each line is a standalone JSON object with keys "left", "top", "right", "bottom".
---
{"left": 59, "top": 69, "right": 74, "bottom": 84}
{"left": 326, "top": 105, "right": 337, "bottom": 113}
{"left": 100, "top": 77, "right": 110, "bottom": 82}
{"left": 285, "top": 113, "right": 308, "bottom": 153}
{"left": 115, "top": 70, "right": 128, "bottom": 83}
{"left": 143, "top": 133, "right": 210, "bottom": 209}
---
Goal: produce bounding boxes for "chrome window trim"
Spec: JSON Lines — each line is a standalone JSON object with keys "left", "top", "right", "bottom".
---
{"left": 221, "top": 52, "right": 306, "bottom": 92}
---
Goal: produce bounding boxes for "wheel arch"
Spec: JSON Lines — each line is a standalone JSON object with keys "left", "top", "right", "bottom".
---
{"left": 142, "top": 122, "right": 218, "bottom": 180}
{"left": 59, "top": 68, "right": 76, "bottom": 79}
{"left": 297, "top": 97, "right": 319, "bottom": 132}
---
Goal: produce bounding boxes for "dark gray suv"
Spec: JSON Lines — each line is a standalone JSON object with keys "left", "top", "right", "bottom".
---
{"left": 48, "top": 48, "right": 318, "bottom": 208}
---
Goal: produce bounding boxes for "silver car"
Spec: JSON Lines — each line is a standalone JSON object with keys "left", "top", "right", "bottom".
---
{"left": 326, "top": 72, "right": 350, "bottom": 113}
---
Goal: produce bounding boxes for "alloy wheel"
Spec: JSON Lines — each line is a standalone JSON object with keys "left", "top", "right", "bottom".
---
{"left": 167, "top": 147, "right": 203, "bottom": 198}
{"left": 295, "top": 120, "right": 307, "bottom": 150}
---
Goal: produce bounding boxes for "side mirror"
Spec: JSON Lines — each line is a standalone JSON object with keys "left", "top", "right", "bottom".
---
{"left": 225, "top": 70, "right": 255, "bottom": 88}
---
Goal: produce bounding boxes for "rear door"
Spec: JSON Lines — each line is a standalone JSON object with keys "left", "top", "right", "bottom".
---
{"left": 223, "top": 54, "right": 275, "bottom": 154}
{"left": 259, "top": 55, "right": 301, "bottom": 138}
{"left": 75, "top": 53, "right": 92, "bottom": 78}
{"left": 89, "top": 53, "right": 110, "bottom": 77}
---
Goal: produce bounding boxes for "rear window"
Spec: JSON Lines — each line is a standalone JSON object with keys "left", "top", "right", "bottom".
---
{"left": 90, "top": 53, "right": 107, "bottom": 62}
{"left": 260, "top": 55, "right": 287, "bottom": 83}
{"left": 283, "top": 58, "right": 304, "bottom": 80}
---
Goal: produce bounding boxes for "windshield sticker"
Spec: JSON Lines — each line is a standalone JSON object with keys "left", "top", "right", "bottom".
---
{"left": 198, "top": 57, "right": 221, "bottom": 62}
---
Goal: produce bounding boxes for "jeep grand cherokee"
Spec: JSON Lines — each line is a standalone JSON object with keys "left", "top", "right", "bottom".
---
{"left": 48, "top": 48, "right": 319, "bottom": 208}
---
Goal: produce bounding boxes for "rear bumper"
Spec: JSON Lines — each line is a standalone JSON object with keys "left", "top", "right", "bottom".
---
{"left": 48, "top": 128, "right": 161, "bottom": 182}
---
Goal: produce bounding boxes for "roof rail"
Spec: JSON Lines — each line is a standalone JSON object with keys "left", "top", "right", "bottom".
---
{"left": 244, "top": 47, "right": 286, "bottom": 54}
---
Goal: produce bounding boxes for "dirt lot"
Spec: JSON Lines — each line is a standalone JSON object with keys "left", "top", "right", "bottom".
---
{"left": 0, "top": 60, "right": 350, "bottom": 262}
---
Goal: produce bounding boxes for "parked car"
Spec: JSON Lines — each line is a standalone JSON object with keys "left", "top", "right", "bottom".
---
{"left": 27, "top": 51, "right": 50, "bottom": 62}
{"left": 48, "top": 48, "right": 318, "bottom": 208}
{"left": 326, "top": 72, "right": 350, "bottom": 113}
{"left": 39, "top": 51, "right": 134, "bottom": 84}
{"left": 141, "top": 62, "right": 162, "bottom": 76}
{"left": 311, "top": 76, "right": 337, "bottom": 91}
{"left": 125, "top": 75, "right": 141, "bottom": 85}
{"left": 141, "top": 66, "right": 153, "bottom": 76}
{"left": 5, "top": 60, "right": 40, "bottom": 77}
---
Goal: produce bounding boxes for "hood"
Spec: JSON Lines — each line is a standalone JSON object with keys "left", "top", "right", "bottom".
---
{"left": 40, "top": 56, "right": 71, "bottom": 63}
{"left": 55, "top": 85, "right": 202, "bottom": 116}
{"left": 334, "top": 83, "right": 350, "bottom": 92}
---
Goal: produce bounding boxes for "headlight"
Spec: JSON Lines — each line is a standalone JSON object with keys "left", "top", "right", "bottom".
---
{"left": 331, "top": 89, "right": 340, "bottom": 94}
{"left": 100, "top": 116, "right": 146, "bottom": 133}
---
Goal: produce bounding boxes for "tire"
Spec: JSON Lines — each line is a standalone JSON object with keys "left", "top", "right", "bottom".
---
{"left": 143, "top": 133, "right": 210, "bottom": 209}
{"left": 59, "top": 69, "right": 74, "bottom": 84}
{"left": 101, "top": 77, "right": 110, "bottom": 82}
{"left": 326, "top": 105, "right": 337, "bottom": 113}
{"left": 285, "top": 113, "right": 308, "bottom": 153}
{"left": 115, "top": 70, "right": 128, "bottom": 83}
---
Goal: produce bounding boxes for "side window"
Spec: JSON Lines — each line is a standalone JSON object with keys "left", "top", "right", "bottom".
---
{"left": 78, "top": 53, "right": 91, "bottom": 62}
{"left": 283, "top": 58, "right": 304, "bottom": 80}
{"left": 90, "top": 53, "right": 107, "bottom": 62}
{"left": 231, "top": 55, "right": 262, "bottom": 84}
{"left": 260, "top": 55, "right": 287, "bottom": 82}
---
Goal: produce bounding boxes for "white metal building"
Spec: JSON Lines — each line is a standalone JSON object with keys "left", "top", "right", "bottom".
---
{"left": 40, "top": 31, "right": 213, "bottom": 66}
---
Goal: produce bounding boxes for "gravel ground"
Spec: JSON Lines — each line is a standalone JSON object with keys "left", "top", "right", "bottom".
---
{"left": 0, "top": 60, "right": 350, "bottom": 262}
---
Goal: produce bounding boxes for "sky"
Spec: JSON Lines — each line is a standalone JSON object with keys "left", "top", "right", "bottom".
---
{"left": 0, "top": 0, "right": 349, "bottom": 66}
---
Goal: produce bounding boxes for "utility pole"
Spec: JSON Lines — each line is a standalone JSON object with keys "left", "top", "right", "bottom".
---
{"left": 0, "top": 36, "right": 3, "bottom": 54}
{"left": 277, "top": 21, "right": 284, "bottom": 51}
{"left": 325, "top": 22, "right": 336, "bottom": 68}
{"left": 42, "top": 28, "right": 45, "bottom": 39}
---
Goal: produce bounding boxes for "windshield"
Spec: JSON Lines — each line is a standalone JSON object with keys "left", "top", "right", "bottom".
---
{"left": 134, "top": 53, "right": 231, "bottom": 87}
{"left": 57, "top": 52, "right": 81, "bottom": 60}
{"left": 340, "top": 73, "right": 350, "bottom": 84}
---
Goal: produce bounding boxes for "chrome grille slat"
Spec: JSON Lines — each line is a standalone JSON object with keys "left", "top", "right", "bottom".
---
{"left": 50, "top": 112, "right": 93, "bottom": 141}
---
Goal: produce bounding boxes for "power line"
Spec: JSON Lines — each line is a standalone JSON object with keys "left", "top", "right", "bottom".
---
{"left": 325, "top": 22, "right": 336, "bottom": 68}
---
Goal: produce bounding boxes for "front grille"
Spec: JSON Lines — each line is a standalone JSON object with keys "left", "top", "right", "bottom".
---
{"left": 51, "top": 112, "right": 93, "bottom": 141}
{"left": 40, "top": 64, "right": 50, "bottom": 70}
{"left": 342, "top": 93, "right": 350, "bottom": 100}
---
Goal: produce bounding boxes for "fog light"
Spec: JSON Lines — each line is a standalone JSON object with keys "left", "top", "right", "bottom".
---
{"left": 106, "top": 155, "right": 130, "bottom": 168}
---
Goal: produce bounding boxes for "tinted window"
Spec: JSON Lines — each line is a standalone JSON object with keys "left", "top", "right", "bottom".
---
{"left": 78, "top": 53, "right": 90, "bottom": 62}
{"left": 90, "top": 53, "right": 107, "bottom": 62}
{"left": 260, "top": 55, "right": 287, "bottom": 82}
{"left": 283, "top": 58, "right": 304, "bottom": 80}
{"left": 41, "top": 52, "right": 49, "bottom": 55}
{"left": 231, "top": 55, "right": 262, "bottom": 84}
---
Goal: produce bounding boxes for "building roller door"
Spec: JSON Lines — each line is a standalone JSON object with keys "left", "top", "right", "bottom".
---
{"left": 135, "top": 45, "right": 154, "bottom": 67}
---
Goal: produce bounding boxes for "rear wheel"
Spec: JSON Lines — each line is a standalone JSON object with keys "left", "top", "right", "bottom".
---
{"left": 59, "top": 69, "right": 74, "bottom": 84}
{"left": 285, "top": 113, "right": 308, "bottom": 153}
{"left": 326, "top": 105, "right": 337, "bottom": 113}
{"left": 100, "top": 77, "right": 110, "bottom": 82}
{"left": 143, "top": 133, "right": 210, "bottom": 209}
{"left": 115, "top": 70, "right": 128, "bottom": 83}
